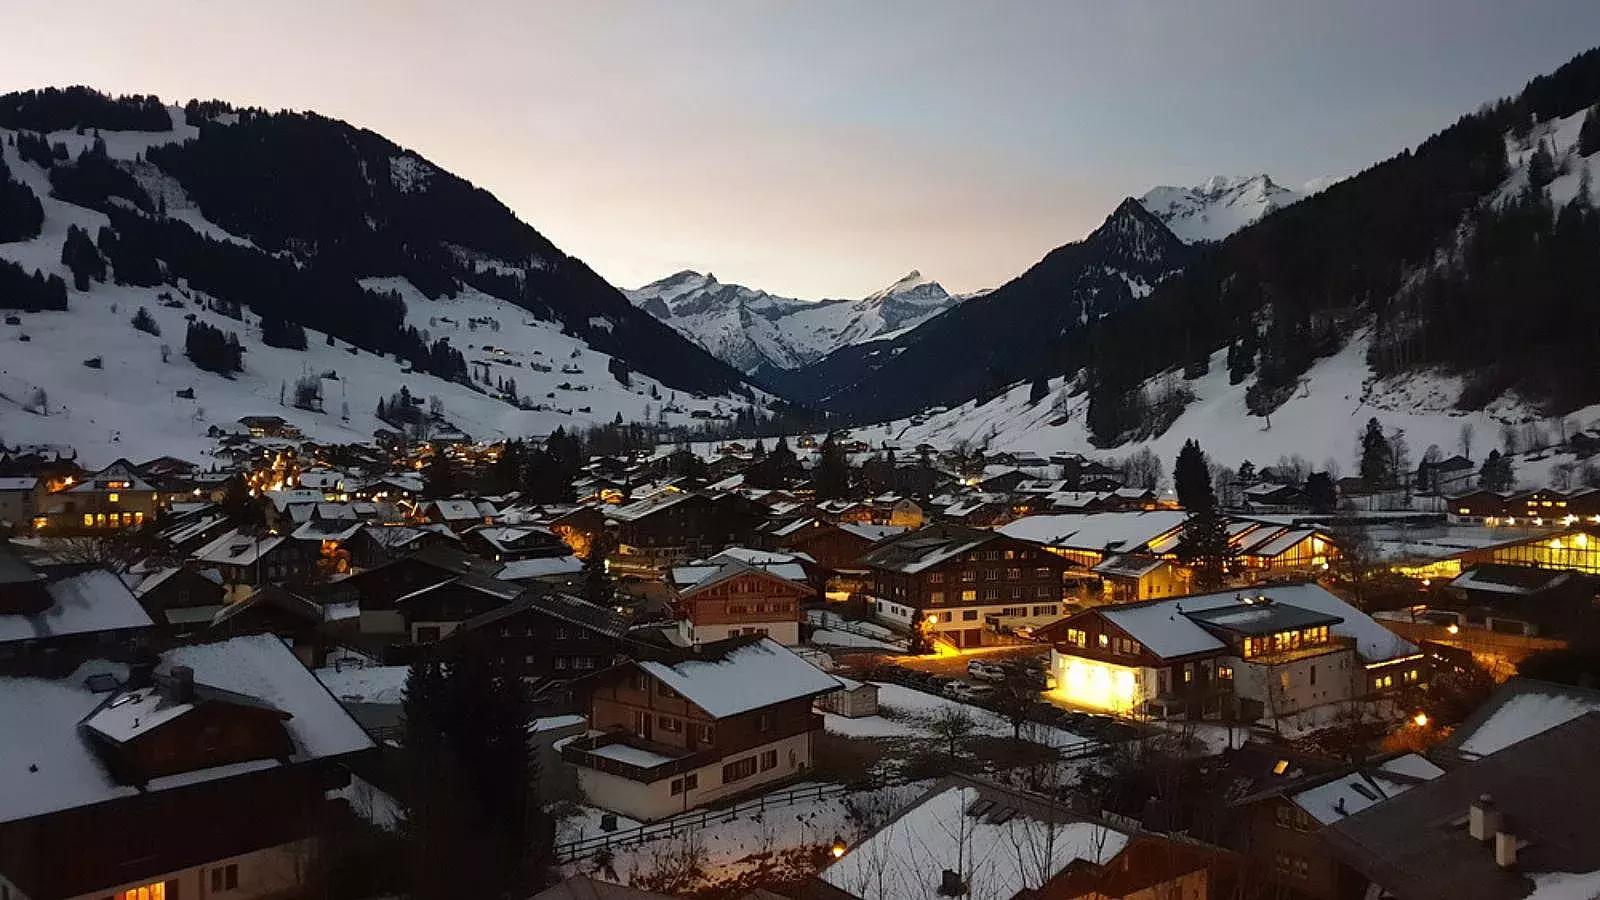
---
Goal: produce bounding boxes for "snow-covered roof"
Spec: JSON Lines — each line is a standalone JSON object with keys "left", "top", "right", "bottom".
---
{"left": 0, "top": 569, "right": 153, "bottom": 644}
{"left": 707, "top": 547, "right": 813, "bottom": 567}
{"left": 999, "top": 511, "right": 1186, "bottom": 552}
{"left": 290, "top": 520, "right": 363, "bottom": 541}
{"left": 1246, "top": 528, "right": 1320, "bottom": 559}
{"left": 839, "top": 523, "right": 907, "bottom": 543}
{"left": 496, "top": 556, "right": 583, "bottom": 580}
{"left": 1092, "top": 583, "right": 1415, "bottom": 663}
{"left": 670, "top": 559, "right": 810, "bottom": 595}
{"left": 587, "top": 743, "right": 680, "bottom": 769}
{"left": 635, "top": 638, "right": 841, "bottom": 718}
{"left": 0, "top": 477, "right": 39, "bottom": 491}
{"left": 857, "top": 525, "right": 996, "bottom": 574}
{"left": 1453, "top": 680, "right": 1600, "bottom": 760}
{"left": 821, "top": 780, "right": 1129, "bottom": 900}
{"left": 192, "top": 529, "right": 286, "bottom": 566}
{"left": 609, "top": 490, "right": 693, "bottom": 522}
{"left": 264, "top": 489, "right": 326, "bottom": 511}
{"left": 1289, "top": 756, "right": 1441, "bottom": 825}
{"left": 1091, "top": 554, "right": 1169, "bottom": 579}
{"left": 130, "top": 566, "right": 181, "bottom": 598}
{"left": 431, "top": 498, "right": 484, "bottom": 521}
{"left": 0, "top": 634, "right": 372, "bottom": 824}
{"left": 315, "top": 664, "right": 410, "bottom": 705}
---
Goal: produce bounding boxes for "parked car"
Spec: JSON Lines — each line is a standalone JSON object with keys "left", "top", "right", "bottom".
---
{"left": 943, "top": 681, "right": 995, "bottom": 702}
{"left": 967, "top": 660, "right": 1008, "bottom": 682}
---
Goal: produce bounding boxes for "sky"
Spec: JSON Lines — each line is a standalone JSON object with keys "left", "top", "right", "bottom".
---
{"left": 4, "top": 2, "right": 1600, "bottom": 298}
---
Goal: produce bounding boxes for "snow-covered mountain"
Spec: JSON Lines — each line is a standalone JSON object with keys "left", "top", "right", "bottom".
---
{"left": 1137, "top": 174, "right": 1305, "bottom": 243}
{"left": 624, "top": 268, "right": 972, "bottom": 377}
{"left": 0, "top": 90, "right": 772, "bottom": 466}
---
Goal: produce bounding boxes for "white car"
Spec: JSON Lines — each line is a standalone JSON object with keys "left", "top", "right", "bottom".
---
{"left": 966, "top": 660, "right": 1008, "bottom": 682}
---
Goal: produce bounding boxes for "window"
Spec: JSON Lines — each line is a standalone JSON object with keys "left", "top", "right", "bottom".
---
{"left": 1274, "top": 853, "right": 1310, "bottom": 880}
{"left": 633, "top": 711, "right": 647, "bottom": 735}
{"left": 1218, "top": 665, "right": 1233, "bottom": 681}
{"left": 942, "top": 612, "right": 953, "bottom": 623}
{"left": 631, "top": 673, "right": 647, "bottom": 691}
{"left": 1404, "top": 668, "right": 1420, "bottom": 683}
{"left": 1098, "top": 633, "right": 1110, "bottom": 648}
{"left": 723, "top": 756, "right": 757, "bottom": 782}
{"left": 1035, "top": 567, "right": 1052, "bottom": 578}
{"left": 929, "top": 591, "right": 945, "bottom": 604}
{"left": 210, "top": 864, "right": 239, "bottom": 892}
{"left": 108, "top": 493, "right": 120, "bottom": 503}
{"left": 671, "top": 777, "right": 686, "bottom": 795}
{"left": 928, "top": 572, "right": 944, "bottom": 584}
{"left": 962, "top": 610, "right": 978, "bottom": 621}
{"left": 695, "top": 723, "right": 713, "bottom": 743}
{"left": 984, "top": 569, "right": 998, "bottom": 581}
{"left": 1004, "top": 550, "right": 1016, "bottom": 560}
{"left": 760, "top": 749, "right": 778, "bottom": 771}
{"left": 658, "top": 683, "right": 679, "bottom": 699}
{"left": 961, "top": 570, "right": 976, "bottom": 582}
{"left": 758, "top": 713, "right": 771, "bottom": 732}
{"left": 1375, "top": 673, "right": 1394, "bottom": 690}
{"left": 961, "top": 590, "right": 977, "bottom": 602}
{"left": 659, "top": 715, "right": 684, "bottom": 733}
{"left": 684, "top": 773, "right": 698, "bottom": 790}
{"left": 983, "top": 588, "right": 999, "bottom": 601}
{"left": 1065, "top": 628, "right": 1088, "bottom": 649}
{"left": 554, "top": 657, "right": 569, "bottom": 670}
{"left": 1032, "top": 605, "right": 1057, "bottom": 617}
{"left": 1005, "top": 568, "right": 1021, "bottom": 580}
{"left": 1035, "top": 586, "right": 1053, "bottom": 598}
{"left": 1182, "top": 666, "right": 1193, "bottom": 684}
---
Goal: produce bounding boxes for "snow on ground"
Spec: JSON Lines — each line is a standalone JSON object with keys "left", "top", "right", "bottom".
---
{"left": 315, "top": 664, "right": 410, "bottom": 705}
{"left": 331, "top": 774, "right": 403, "bottom": 830}
{"left": 828, "top": 682, "right": 1095, "bottom": 751}
{"left": 845, "top": 336, "right": 1597, "bottom": 491}
{"left": 1525, "top": 871, "right": 1600, "bottom": 900}
{"left": 809, "top": 628, "right": 902, "bottom": 651}
{"left": 558, "top": 780, "right": 931, "bottom": 885}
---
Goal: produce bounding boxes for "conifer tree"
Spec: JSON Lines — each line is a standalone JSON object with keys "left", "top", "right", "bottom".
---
{"left": 1578, "top": 103, "right": 1600, "bottom": 158}
{"left": 1173, "top": 439, "right": 1213, "bottom": 512}
{"left": 1358, "top": 418, "right": 1392, "bottom": 486}
{"left": 1528, "top": 139, "right": 1556, "bottom": 190}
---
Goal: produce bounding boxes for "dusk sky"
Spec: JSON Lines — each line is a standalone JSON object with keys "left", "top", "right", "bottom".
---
{"left": 5, "top": 1, "right": 1599, "bottom": 298}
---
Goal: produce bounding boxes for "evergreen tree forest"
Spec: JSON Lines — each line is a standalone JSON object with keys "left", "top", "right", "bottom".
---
{"left": 0, "top": 259, "right": 67, "bottom": 310}
{"left": 0, "top": 156, "right": 44, "bottom": 242}
{"left": 184, "top": 320, "right": 243, "bottom": 375}
{"left": 0, "top": 87, "right": 171, "bottom": 132}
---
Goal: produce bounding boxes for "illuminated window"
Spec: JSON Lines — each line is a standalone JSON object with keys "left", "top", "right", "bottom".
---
{"left": 1098, "top": 633, "right": 1110, "bottom": 648}
{"left": 108, "top": 492, "right": 120, "bottom": 503}
{"left": 1218, "top": 665, "right": 1233, "bottom": 680}
{"left": 96, "top": 513, "right": 106, "bottom": 527}
{"left": 117, "top": 881, "right": 171, "bottom": 900}
{"left": 83, "top": 513, "right": 94, "bottom": 527}
{"left": 1272, "top": 759, "right": 1290, "bottom": 775}
{"left": 961, "top": 590, "right": 976, "bottom": 602}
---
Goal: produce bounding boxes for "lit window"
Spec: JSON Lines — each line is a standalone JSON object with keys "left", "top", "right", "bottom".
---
{"left": 1272, "top": 759, "right": 1290, "bottom": 775}
{"left": 108, "top": 492, "right": 120, "bottom": 503}
{"left": 83, "top": 513, "right": 95, "bottom": 527}
{"left": 117, "top": 881, "right": 171, "bottom": 900}
{"left": 1098, "top": 633, "right": 1110, "bottom": 648}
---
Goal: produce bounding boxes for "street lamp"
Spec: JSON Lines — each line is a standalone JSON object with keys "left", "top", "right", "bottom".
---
{"left": 830, "top": 835, "right": 847, "bottom": 859}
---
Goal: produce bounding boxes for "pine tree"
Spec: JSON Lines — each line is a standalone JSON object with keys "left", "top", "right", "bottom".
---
{"left": 1578, "top": 103, "right": 1600, "bottom": 158}
{"left": 1305, "top": 471, "right": 1337, "bottom": 513}
{"left": 130, "top": 306, "right": 160, "bottom": 336}
{"left": 583, "top": 527, "right": 615, "bottom": 607}
{"left": 1028, "top": 374, "right": 1050, "bottom": 405}
{"left": 1358, "top": 418, "right": 1392, "bottom": 487}
{"left": 814, "top": 433, "right": 851, "bottom": 499}
{"left": 376, "top": 397, "right": 387, "bottom": 420}
{"left": 1177, "top": 504, "right": 1232, "bottom": 590}
{"left": 1173, "top": 439, "right": 1213, "bottom": 512}
{"left": 424, "top": 452, "right": 458, "bottom": 499}
{"left": 1479, "top": 449, "right": 1515, "bottom": 492}
{"left": 1528, "top": 139, "right": 1556, "bottom": 190}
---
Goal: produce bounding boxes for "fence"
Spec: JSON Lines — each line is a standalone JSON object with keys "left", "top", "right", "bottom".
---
{"left": 806, "top": 611, "right": 908, "bottom": 650}
{"left": 554, "top": 781, "right": 851, "bottom": 862}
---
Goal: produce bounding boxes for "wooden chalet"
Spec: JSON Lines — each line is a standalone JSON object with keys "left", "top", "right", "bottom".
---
{"left": 562, "top": 636, "right": 840, "bottom": 821}
{"left": 666, "top": 557, "right": 813, "bottom": 646}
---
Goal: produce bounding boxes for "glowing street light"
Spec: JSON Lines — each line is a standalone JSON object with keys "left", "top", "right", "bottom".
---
{"left": 1413, "top": 712, "right": 1429, "bottom": 727}
{"left": 830, "top": 835, "right": 847, "bottom": 859}
{"left": 1446, "top": 624, "right": 1460, "bottom": 635}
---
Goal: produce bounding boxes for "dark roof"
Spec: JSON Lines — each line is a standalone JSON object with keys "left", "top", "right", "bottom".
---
{"left": 1452, "top": 563, "right": 1572, "bottom": 592}
{"left": 1443, "top": 677, "right": 1600, "bottom": 762}
{"left": 1324, "top": 712, "right": 1600, "bottom": 900}
{"left": 457, "top": 590, "right": 627, "bottom": 638}
{"left": 532, "top": 875, "right": 675, "bottom": 900}
{"left": 855, "top": 524, "right": 996, "bottom": 574}
{"left": 1184, "top": 601, "right": 1343, "bottom": 636}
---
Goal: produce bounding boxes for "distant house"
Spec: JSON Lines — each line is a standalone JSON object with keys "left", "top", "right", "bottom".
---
{"left": 859, "top": 524, "right": 1069, "bottom": 648}
{"left": 1417, "top": 455, "right": 1476, "bottom": 495}
{"left": 562, "top": 636, "right": 840, "bottom": 820}
{"left": 1092, "top": 553, "right": 1190, "bottom": 602}
{"left": 237, "top": 415, "right": 301, "bottom": 439}
{"left": 0, "top": 476, "right": 46, "bottom": 531}
{"left": 667, "top": 557, "right": 813, "bottom": 646}
{"left": 446, "top": 590, "right": 630, "bottom": 705}
{"left": 813, "top": 675, "right": 878, "bottom": 718}
{"left": 1, "top": 546, "right": 154, "bottom": 655}
{"left": 42, "top": 458, "right": 160, "bottom": 532}
{"left": 462, "top": 524, "right": 570, "bottom": 562}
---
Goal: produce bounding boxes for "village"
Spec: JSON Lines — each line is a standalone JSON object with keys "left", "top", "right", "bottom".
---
{"left": 3, "top": 414, "right": 1600, "bottom": 900}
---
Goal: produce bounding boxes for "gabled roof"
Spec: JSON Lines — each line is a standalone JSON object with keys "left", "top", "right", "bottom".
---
{"left": 459, "top": 589, "right": 627, "bottom": 638}
{"left": 1092, "top": 554, "right": 1170, "bottom": 579}
{"left": 1286, "top": 755, "right": 1443, "bottom": 825}
{"left": 0, "top": 565, "right": 153, "bottom": 644}
{"left": 634, "top": 637, "right": 840, "bottom": 718}
{"left": 496, "top": 556, "right": 583, "bottom": 581}
{"left": 670, "top": 559, "right": 811, "bottom": 596}
{"left": 998, "top": 511, "right": 1186, "bottom": 553}
{"left": 192, "top": 528, "right": 286, "bottom": 566}
{"left": 819, "top": 775, "right": 1133, "bottom": 900}
{"left": 1446, "top": 677, "right": 1600, "bottom": 761}
{"left": 65, "top": 459, "right": 154, "bottom": 494}
{"left": 856, "top": 524, "right": 997, "bottom": 574}
{"left": 0, "top": 633, "right": 372, "bottom": 825}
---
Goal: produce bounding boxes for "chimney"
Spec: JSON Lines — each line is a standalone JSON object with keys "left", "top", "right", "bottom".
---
{"left": 1494, "top": 831, "right": 1518, "bottom": 869}
{"left": 1335, "top": 797, "right": 1348, "bottom": 816}
{"left": 1469, "top": 794, "right": 1502, "bottom": 842}
{"left": 938, "top": 870, "right": 966, "bottom": 897}
{"left": 159, "top": 665, "right": 196, "bottom": 703}
{"left": 126, "top": 661, "right": 157, "bottom": 689}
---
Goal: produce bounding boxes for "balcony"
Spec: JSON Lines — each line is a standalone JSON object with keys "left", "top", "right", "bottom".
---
{"left": 560, "top": 731, "right": 711, "bottom": 783}
{"left": 1240, "top": 635, "right": 1355, "bottom": 666}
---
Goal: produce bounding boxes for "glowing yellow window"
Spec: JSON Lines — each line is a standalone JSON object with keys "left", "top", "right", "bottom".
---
{"left": 95, "top": 513, "right": 106, "bottom": 527}
{"left": 108, "top": 492, "right": 120, "bottom": 503}
{"left": 82, "top": 513, "right": 94, "bottom": 527}
{"left": 116, "top": 880, "right": 169, "bottom": 900}
{"left": 134, "top": 511, "right": 145, "bottom": 524}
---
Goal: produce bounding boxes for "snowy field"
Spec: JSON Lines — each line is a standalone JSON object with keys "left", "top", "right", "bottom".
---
{"left": 825, "top": 682, "right": 1097, "bottom": 752}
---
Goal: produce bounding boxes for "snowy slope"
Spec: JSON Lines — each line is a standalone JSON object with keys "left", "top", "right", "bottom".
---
{"left": 624, "top": 269, "right": 974, "bottom": 375}
{"left": 0, "top": 110, "right": 773, "bottom": 467}
{"left": 1137, "top": 174, "right": 1306, "bottom": 244}
{"left": 846, "top": 336, "right": 1597, "bottom": 492}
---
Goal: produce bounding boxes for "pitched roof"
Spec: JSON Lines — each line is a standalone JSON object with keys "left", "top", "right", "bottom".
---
{"left": 998, "top": 511, "right": 1187, "bottom": 553}
{"left": 1324, "top": 713, "right": 1600, "bottom": 900}
{"left": 635, "top": 637, "right": 840, "bottom": 717}
{"left": 1446, "top": 678, "right": 1600, "bottom": 761}
{"left": 0, "top": 634, "right": 372, "bottom": 824}
{"left": 458, "top": 590, "right": 627, "bottom": 638}
{"left": 0, "top": 568, "right": 153, "bottom": 644}
{"left": 856, "top": 525, "right": 997, "bottom": 574}
{"left": 192, "top": 529, "right": 286, "bottom": 566}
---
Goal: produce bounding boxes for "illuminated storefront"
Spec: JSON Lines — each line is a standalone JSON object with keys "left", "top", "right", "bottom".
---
{"left": 1049, "top": 652, "right": 1145, "bottom": 714}
{"left": 1468, "top": 528, "right": 1600, "bottom": 576}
